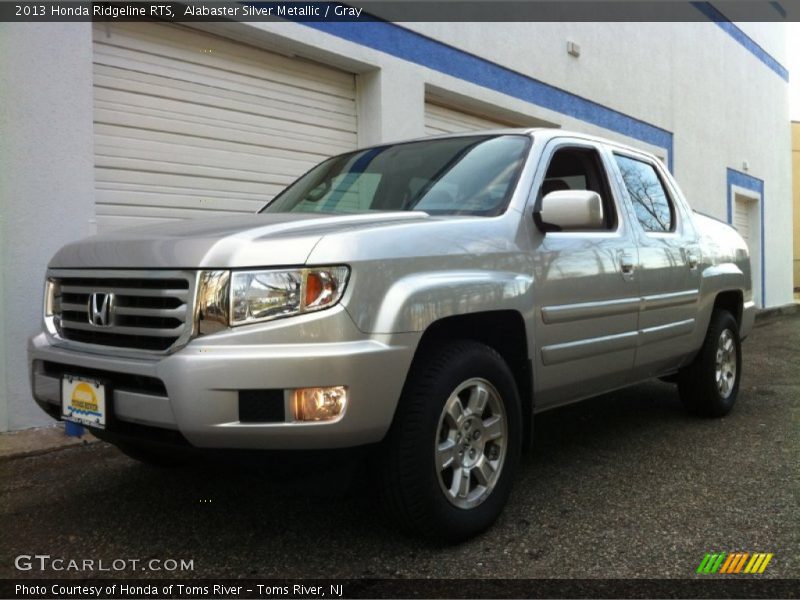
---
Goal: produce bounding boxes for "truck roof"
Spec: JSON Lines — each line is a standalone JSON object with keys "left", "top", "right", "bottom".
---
{"left": 386, "top": 128, "right": 661, "bottom": 162}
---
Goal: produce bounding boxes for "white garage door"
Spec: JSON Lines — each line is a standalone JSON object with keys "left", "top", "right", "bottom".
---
{"left": 424, "top": 102, "right": 516, "bottom": 136}
{"left": 734, "top": 198, "right": 751, "bottom": 246}
{"left": 93, "top": 23, "right": 358, "bottom": 231}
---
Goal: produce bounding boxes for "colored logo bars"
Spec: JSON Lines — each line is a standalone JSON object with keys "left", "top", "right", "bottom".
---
{"left": 697, "top": 552, "right": 774, "bottom": 574}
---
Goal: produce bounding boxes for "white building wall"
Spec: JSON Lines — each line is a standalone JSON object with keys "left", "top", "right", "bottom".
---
{"left": 735, "top": 22, "right": 788, "bottom": 62}
{"left": 0, "top": 23, "right": 96, "bottom": 431}
{"left": 1, "top": 19, "right": 791, "bottom": 430}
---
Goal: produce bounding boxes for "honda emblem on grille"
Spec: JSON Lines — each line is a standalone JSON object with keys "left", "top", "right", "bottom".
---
{"left": 88, "top": 292, "right": 114, "bottom": 327}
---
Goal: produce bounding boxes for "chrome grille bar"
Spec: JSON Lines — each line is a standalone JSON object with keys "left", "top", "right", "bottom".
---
{"left": 47, "top": 269, "right": 197, "bottom": 354}
{"left": 59, "top": 285, "right": 189, "bottom": 299}
{"left": 57, "top": 320, "right": 183, "bottom": 337}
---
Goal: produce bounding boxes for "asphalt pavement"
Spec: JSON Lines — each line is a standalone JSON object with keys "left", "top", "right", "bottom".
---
{"left": 1, "top": 313, "right": 797, "bottom": 580}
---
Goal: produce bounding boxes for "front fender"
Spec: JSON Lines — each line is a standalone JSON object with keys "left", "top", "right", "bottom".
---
{"left": 350, "top": 270, "right": 533, "bottom": 334}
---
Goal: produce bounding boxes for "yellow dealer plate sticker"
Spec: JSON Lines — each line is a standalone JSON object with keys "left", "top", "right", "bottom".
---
{"left": 62, "top": 376, "right": 106, "bottom": 429}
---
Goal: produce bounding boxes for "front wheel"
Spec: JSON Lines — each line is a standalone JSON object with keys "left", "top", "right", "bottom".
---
{"left": 379, "top": 341, "right": 522, "bottom": 543}
{"left": 678, "top": 309, "right": 742, "bottom": 417}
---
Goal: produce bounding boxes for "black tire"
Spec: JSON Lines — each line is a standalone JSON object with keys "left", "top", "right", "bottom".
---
{"left": 379, "top": 340, "right": 522, "bottom": 543}
{"left": 678, "top": 309, "right": 742, "bottom": 417}
{"left": 116, "top": 443, "right": 189, "bottom": 468}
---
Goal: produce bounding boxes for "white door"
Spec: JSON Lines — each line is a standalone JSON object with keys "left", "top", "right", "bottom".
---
{"left": 734, "top": 198, "right": 751, "bottom": 245}
{"left": 93, "top": 23, "right": 358, "bottom": 231}
{"left": 424, "top": 102, "right": 515, "bottom": 136}
{"left": 734, "top": 194, "right": 761, "bottom": 306}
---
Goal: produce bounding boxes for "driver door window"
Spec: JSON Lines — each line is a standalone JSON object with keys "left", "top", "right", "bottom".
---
{"left": 539, "top": 146, "right": 618, "bottom": 230}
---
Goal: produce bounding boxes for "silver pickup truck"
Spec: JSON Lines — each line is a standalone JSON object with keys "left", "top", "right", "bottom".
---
{"left": 29, "top": 129, "right": 755, "bottom": 541}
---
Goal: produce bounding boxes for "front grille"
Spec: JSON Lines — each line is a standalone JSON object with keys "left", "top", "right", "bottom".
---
{"left": 51, "top": 270, "right": 194, "bottom": 353}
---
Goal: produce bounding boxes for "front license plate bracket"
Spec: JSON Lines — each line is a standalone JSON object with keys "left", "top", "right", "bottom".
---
{"left": 61, "top": 375, "right": 107, "bottom": 429}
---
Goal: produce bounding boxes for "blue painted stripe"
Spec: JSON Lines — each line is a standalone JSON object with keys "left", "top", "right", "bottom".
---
{"left": 302, "top": 20, "right": 674, "bottom": 170}
{"left": 769, "top": 1, "right": 787, "bottom": 19}
{"left": 691, "top": 2, "right": 789, "bottom": 81}
{"left": 726, "top": 168, "right": 765, "bottom": 307}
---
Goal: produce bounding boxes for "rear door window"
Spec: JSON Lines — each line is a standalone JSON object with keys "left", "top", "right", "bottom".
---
{"left": 613, "top": 154, "right": 675, "bottom": 233}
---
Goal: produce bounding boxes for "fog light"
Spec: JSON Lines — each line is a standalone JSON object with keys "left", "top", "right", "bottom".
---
{"left": 293, "top": 386, "right": 348, "bottom": 421}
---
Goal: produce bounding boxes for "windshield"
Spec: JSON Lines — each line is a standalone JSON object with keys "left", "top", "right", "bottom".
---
{"left": 260, "top": 135, "right": 530, "bottom": 217}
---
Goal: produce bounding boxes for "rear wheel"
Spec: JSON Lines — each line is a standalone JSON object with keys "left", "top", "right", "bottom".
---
{"left": 678, "top": 309, "right": 741, "bottom": 417}
{"left": 380, "top": 341, "right": 522, "bottom": 542}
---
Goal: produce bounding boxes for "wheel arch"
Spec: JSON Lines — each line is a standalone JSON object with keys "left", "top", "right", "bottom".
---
{"left": 712, "top": 289, "right": 743, "bottom": 326}
{"left": 683, "top": 287, "right": 744, "bottom": 368}
{"left": 400, "top": 310, "right": 534, "bottom": 450}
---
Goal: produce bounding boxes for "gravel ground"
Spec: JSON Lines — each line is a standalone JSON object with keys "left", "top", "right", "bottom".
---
{"left": 1, "top": 314, "right": 797, "bottom": 581}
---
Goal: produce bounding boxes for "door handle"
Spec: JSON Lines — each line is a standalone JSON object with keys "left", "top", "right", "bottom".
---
{"left": 686, "top": 249, "right": 699, "bottom": 270}
{"left": 619, "top": 253, "right": 635, "bottom": 274}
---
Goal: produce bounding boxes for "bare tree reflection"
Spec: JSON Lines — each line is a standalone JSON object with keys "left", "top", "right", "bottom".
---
{"left": 616, "top": 157, "right": 672, "bottom": 232}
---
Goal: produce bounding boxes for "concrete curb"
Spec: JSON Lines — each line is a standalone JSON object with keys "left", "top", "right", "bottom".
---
{"left": 754, "top": 302, "right": 799, "bottom": 324}
{"left": 0, "top": 423, "right": 98, "bottom": 461}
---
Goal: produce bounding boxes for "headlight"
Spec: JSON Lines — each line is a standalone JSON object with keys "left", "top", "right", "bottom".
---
{"left": 197, "top": 266, "right": 346, "bottom": 329}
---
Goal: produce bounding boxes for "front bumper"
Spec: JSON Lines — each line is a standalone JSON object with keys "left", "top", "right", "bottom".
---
{"left": 29, "top": 307, "right": 418, "bottom": 450}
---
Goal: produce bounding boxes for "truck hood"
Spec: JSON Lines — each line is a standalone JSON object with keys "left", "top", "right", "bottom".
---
{"left": 49, "top": 212, "right": 430, "bottom": 269}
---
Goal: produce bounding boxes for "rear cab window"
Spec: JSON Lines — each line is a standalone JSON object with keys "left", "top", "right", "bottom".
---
{"left": 613, "top": 154, "right": 676, "bottom": 233}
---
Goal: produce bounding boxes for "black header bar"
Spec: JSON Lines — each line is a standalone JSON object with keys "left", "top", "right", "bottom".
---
{"left": 1, "top": 1, "right": 798, "bottom": 22}
{"left": 3, "top": 578, "right": 800, "bottom": 599}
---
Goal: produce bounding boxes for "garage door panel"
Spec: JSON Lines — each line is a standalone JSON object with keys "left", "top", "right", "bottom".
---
{"left": 734, "top": 205, "right": 750, "bottom": 242}
{"left": 95, "top": 155, "right": 299, "bottom": 189}
{"left": 94, "top": 63, "right": 356, "bottom": 120}
{"left": 94, "top": 126, "right": 320, "bottom": 172}
{"left": 93, "top": 71, "right": 356, "bottom": 130}
{"left": 94, "top": 82, "right": 357, "bottom": 138}
{"left": 95, "top": 103, "right": 355, "bottom": 160}
{"left": 425, "top": 102, "right": 516, "bottom": 136}
{"left": 94, "top": 106, "right": 352, "bottom": 162}
{"left": 94, "top": 99, "right": 356, "bottom": 155}
{"left": 93, "top": 49, "right": 355, "bottom": 114}
{"left": 95, "top": 102, "right": 355, "bottom": 150}
{"left": 97, "top": 180, "right": 279, "bottom": 203}
{"left": 93, "top": 53, "right": 356, "bottom": 119}
{"left": 99, "top": 203, "right": 253, "bottom": 220}
{"left": 94, "top": 25, "right": 355, "bottom": 101}
{"left": 96, "top": 167, "right": 286, "bottom": 196}
{"left": 97, "top": 215, "right": 178, "bottom": 231}
{"left": 95, "top": 136, "right": 317, "bottom": 180}
{"left": 96, "top": 189, "right": 267, "bottom": 213}
{"left": 93, "top": 23, "right": 357, "bottom": 231}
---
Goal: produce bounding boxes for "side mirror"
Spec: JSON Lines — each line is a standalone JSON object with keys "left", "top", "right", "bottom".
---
{"left": 535, "top": 190, "right": 604, "bottom": 232}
